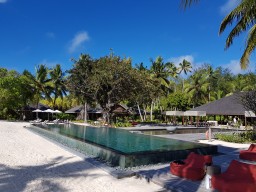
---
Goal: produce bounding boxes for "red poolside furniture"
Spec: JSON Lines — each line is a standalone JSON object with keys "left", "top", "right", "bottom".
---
{"left": 170, "top": 152, "right": 212, "bottom": 180}
{"left": 239, "top": 143, "right": 256, "bottom": 161}
{"left": 211, "top": 160, "right": 256, "bottom": 192}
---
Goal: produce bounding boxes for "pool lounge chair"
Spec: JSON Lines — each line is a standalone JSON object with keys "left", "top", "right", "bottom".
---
{"left": 170, "top": 152, "right": 212, "bottom": 180}
{"left": 29, "top": 118, "right": 42, "bottom": 124}
{"left": 239, "top": 143, "right": 256, "bottom": 161}
{"left": 211, "top": 160, "right": 256, "bottom": 192}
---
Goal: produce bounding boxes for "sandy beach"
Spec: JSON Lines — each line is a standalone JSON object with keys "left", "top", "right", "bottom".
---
{"left": 0, "top": 121, "right": 164, "bottom": 192}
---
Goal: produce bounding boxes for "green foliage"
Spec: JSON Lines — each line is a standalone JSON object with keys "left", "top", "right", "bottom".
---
{"left": 55, "top": 113, "right": 75, "bottom": 120}
{"left": 0, "top": 68, "right": 33, "bottom": 119}
{"left": 165, "top": 92, "right": 189, "bottom": 111}
{"left": 113, "top": 122, "right": 132, "bottom": 127}
{"left": 49, "top": 64, "right": 67, "bottom": 107}
{"left": 215, "top": 131, "right": 256, "bottom": 143}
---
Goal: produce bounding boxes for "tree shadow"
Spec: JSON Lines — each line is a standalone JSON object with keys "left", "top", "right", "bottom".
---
{"left": 135, "top": 165, "right": 204, "bottom": 192}
{"left": 0, "top": 156, "right": 103, "bottom": 192}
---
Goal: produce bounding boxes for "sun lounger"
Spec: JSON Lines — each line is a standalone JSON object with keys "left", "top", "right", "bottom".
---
{"left": 170, "top": 152, "right": 212, "bottom": 180}
{"left": 239, "top": 143, "right": 256, "bottom": 161}
{"left": 211, "top": 160, "right": 256, "bottom": 192}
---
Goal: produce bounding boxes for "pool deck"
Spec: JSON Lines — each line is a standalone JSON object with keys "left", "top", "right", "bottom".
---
{"left": 133, "top": 137, "right": 253, "bottom": 192}
{"left": 120, "top": 127, "right": 253, "bottom": 192}
{"left": 2, "top": 121, "right": 253, "bottom": 192}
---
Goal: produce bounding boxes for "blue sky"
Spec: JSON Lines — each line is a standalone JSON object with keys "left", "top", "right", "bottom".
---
{"left": 0, "top": 0, "right": 255, "bottom": 75}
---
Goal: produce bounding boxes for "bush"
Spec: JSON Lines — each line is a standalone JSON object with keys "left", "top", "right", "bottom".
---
{"left": 56, "top": 113, "right": 75, "bottom": 120}
{"left": 113, "top": 122, "right": 132, "bottom": 127}
{"left": 215, "top": 131, "right": 256, "bottom": 143}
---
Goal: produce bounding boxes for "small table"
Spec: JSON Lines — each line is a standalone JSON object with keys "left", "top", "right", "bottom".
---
{"left": 206, "top": 165, "right": 221, "bottom": 175}
{"left": 205, "top": 165, "right": 221, "bottom": 189}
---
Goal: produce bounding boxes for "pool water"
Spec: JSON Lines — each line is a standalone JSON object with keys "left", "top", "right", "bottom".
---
{"left": 38, "top": 124, "right": 207, "bottom": 153}
{"left": 30, "top": 123, "right": 218, "bottom": 167}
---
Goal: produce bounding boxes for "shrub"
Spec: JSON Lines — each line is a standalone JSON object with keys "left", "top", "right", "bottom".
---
{"left": 113, "top": 122, "right": 132, "bottom": 127}
{"left": 215, "top": 131, "right": 256, "bottom": 143}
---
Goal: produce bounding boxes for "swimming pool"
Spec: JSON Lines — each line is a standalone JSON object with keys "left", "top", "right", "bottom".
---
{"left": 28, "top": 123, "right": 218, "bottom": 168}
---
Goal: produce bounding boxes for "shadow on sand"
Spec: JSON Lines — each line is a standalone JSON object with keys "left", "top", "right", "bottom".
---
{"left": 0, "top": 156, "right": 103, "bottom": 192}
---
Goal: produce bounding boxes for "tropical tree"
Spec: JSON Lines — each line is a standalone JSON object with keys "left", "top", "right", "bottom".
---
{"left": 149, "top": 56, "right": 178, "bottom": 120}
{"left": 49, "top": 64, "right": 67, "bottom": 108}
{"left": 23, "top": 64, "right": 52, "bottom": 107}
{"left": 181, "top": 0, "right": 256, "bottom": 69}
{"left": 67, "top": 54, "right": 96, "bottom": 122}
{"left": 185, "top": 69, "right": 209, "bottom": 107}
{"left": 177, "top": 59, "right": 192, "bottom": 92}
{"left": 0, "top": 68, "right": 33, "bottom": 119}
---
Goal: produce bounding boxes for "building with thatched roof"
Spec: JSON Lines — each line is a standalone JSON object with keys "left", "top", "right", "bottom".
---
{"left": 188, "top": 92, "right": 255, "bottom": 125}
{"left": 65, "top": 105, "right": 103, "bottom": 120}
{"left": 20, "top": 103, "right": 51, "bottom": 120}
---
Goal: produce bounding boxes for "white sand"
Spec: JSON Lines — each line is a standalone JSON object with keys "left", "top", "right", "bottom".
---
{"left": 0, "top": 121, "right": 163, "bottom": 192}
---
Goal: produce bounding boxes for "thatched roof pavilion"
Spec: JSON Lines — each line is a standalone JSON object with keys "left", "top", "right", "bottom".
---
{"left": 188, "top": 92, "right": 256, "bottom": 125}
{"left": 188, "top": 92, "right": 247, "bottom": 116}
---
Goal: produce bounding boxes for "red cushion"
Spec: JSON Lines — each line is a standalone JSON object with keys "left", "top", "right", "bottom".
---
{"left": 239, "top": 151, "right": 256, "bottom": 161}
{"left": 170, "top": 152, "right": 212, "bottom": 180}
{"left": 248, "top": 144, "right": 256, "bottom": 152}
{"left": 239, "top": 144, "right": 256, "bottom": 161}
{"left": 211, "top": 160, "right": 256, "bottom": 192}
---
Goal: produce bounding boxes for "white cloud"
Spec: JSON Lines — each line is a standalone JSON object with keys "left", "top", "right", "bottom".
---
{"left": 0, "top": 0, "right": 7, "bottom": 3}
{"left": 220, "top": 0, "right": 241, "bottom": 15}
{"left": 168, "top": 55, "right": 204, "bottom": 70}
{"left": 222, "top": 59, "right": 254, "bottom": 74}
{"left": 68, "top": 31, "right": 89, "bottom": 53}
{"left": 169, "top": 55, "right": 194, "bottom": 66}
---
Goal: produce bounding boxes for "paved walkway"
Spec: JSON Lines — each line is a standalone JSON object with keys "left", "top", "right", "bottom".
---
{"left": 134, "top": 138, "right": 252, "bottom": 192}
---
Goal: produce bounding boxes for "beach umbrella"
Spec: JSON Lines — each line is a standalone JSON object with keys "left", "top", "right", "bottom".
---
{"left": 43, "top": 109, "right": 54, "bottom": 120}
{"left": 54, "top": 110, "right": 62, "bottom": 113}
{"left": 32, "top": 109, "right": 42, "bottom": 119}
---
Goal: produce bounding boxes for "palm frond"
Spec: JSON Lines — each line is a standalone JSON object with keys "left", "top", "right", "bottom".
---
{"left": 219, "top": 0, "right": 255, "bottom": 35}
{"left": 240, "top": 24, "right": 256, "bottom": 69}
{"left": 225, "top": 14, "right": 255, "bottom": 49}
{"left": 181, "top": 0, "right": 200, "bottom": 9}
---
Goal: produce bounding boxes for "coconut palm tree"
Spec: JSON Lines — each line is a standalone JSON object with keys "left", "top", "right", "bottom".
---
{"left": 178, "top": 59, "right": 192, "bottom": 92}
{"left": 181, "top": 0, "right": 256, "bottom": 69}
{"left": 185, "top": 70, "right": 209, "bottom": 107}
{"left": 49, "top": 64, "right": 67, "bottom": 108}
{"left": 178, "top": 59, "right": 192, "bottom": 75}
{"left": 23, "top": 64, "right": 52, "bottom": 107}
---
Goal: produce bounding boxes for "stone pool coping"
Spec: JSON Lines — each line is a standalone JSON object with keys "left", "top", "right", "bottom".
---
{"left": 27, "top": 124, "right": 218, "bottom": 168}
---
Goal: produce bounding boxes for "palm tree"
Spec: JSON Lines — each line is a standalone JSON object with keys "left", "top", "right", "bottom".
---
{"left": 181, "top": 0, "right": 256, "bottom": 69}
{"left": 150, "top": 56, "right": 170, "bottom": 88}
{"left": 23, "top": 64, "right": 52, "bottom": 107}
{"left": 178, "top": 59, "right": 192, "bottom": 92}
{"left": 185, "top": 70, "right": 209, "bottom": 107}
{"left": 149, "top": 56, "right": 177, "bottom": 120}
{"left": 49, "top": 64, "right": 67, "bottom": 108}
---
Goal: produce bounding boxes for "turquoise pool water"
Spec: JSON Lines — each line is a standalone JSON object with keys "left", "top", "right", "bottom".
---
{"left": 36, "top": 123, "right": 210, "bottom": 154}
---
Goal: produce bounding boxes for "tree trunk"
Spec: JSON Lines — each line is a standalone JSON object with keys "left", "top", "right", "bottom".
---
{"left": 137, "top": 103, "right": 143, "bottom": 122}
{"left": 182, "top": 78, "right": 184, "bottom": 93}
{"left": 84, "top": 102, "right": 87, "bottom": 123}
{"left": 150, "top": 101, "right": 153, "bottom": 121}
{"left": 143, "top": 105, "right": 147, "bottom": 121}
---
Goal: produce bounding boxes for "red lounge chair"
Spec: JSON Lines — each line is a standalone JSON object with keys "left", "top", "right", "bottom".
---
{"left": 239, "top": 143, "right": 256, "bottom": 161}
{"left": 211, "top": 160, "right": 256, "bottom": 192}
{"left": 170, "top": 152, "right": 212, "bottom": 180}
